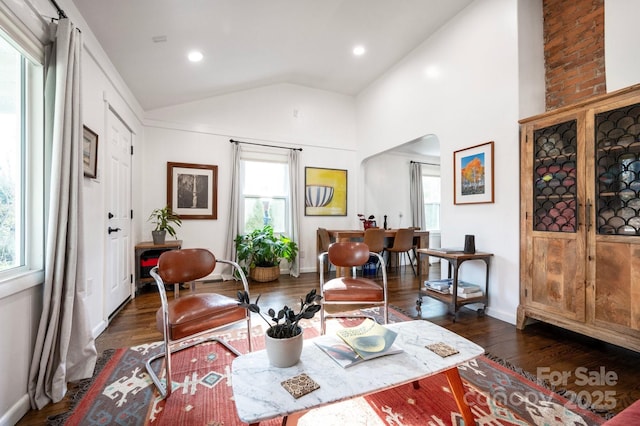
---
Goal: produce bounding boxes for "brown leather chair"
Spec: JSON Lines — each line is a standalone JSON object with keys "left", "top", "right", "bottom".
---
{"left": 319, "top": 242, "right": 388, "bottom": 334}
{"left": 363, "top": 227, "right": 386, "bottom": 275}
{"left": 146, "top": 248, "right": 252, "bottom": 398}
{"left": 384, "top": 228, "right": 416, "bottom": 275}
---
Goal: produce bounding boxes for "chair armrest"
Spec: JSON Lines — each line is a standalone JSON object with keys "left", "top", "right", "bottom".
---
{"left": 216, "top": 259, "right": 250, "bottom": 295}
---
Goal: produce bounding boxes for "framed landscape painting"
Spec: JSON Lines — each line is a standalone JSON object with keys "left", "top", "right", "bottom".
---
{"left": 453, "top": 141, "right": 494, "bottom": 205}
{"left": 167, "top": 162, "right": 218, "bottom": 219}
{"left": 305, "top": 167, "right": 347, "bottom": 216}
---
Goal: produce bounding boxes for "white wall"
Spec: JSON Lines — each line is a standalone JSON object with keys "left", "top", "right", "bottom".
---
{"left": 144, "top": 83, "right": 359, "bottom": 273}
{"left": 363, "top": 152, "right": 439, "bottom": 230}
{"left": 605, "top": 0, "right": 640, "bottom": 91}
{"left": 0, "top": 0, "right": 145, "bottom": 423}
{"left": 356, "top": 0, "right": 522, "bottom": 324}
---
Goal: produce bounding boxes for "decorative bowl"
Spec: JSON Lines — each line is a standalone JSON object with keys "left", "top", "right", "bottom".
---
{"left": 305, "top": 185, "right": 334, "bottom": 207}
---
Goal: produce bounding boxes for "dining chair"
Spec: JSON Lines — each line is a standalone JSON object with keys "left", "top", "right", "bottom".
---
{"left": 319, "top": 241, "right": 388, "bottom": 334}
{"left": 384, "top": 228, "right": 416, "bottom": 276}
{"left": 363, "top": 227, "right": 386, "bottom": 275}
{"left": 408, "top": 226, "right": 422, "bottom": 271}
{"left": 146, "top": 248, "right": 252, "bottom": 399}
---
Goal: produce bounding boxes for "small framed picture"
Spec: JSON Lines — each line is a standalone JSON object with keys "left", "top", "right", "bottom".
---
{"left": 82, "top": 126, "right": 98, "bottom": 178}
{"left": 167, "top": 162, "right": 218, "bottom": 219}
{"left": 453, "top": 141, "right": 495, "bottom": 205}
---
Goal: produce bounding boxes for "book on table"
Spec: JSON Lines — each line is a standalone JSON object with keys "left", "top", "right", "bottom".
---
{"left": 454, "top": 281, "right": 482, "bottom": 294}
{"left": 456, "top": 291, "right": 484, "bottom": 299}
{"left": 425, "top": 279, "right": 481, "bottom": 295}
{"left": 429, "top": 247, "right": 465, "bottom": 254}
{"left": 315, "top": 319, "right": 403, "bottom": 368}
{"left": 424, "top": 278, "right": 451, "bottom": 293}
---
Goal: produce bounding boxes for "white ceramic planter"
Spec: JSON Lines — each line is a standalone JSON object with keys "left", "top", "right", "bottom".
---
{"left": 265, "top": 327, "right": 303, "bottom": 368}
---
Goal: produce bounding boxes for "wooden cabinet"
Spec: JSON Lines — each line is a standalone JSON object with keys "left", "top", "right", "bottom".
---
{"left": 518, "top": 84, "right": 640, "bottom": 352}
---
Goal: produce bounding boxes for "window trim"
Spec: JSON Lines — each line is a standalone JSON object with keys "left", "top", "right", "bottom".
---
{"left": 239, "top": 154, "right": 291, "bottom": 236}
{"left": 0, "top": 13, "right": 45, "bottom": 291}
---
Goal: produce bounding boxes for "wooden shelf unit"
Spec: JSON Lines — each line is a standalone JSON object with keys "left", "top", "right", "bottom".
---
{"left": 416, "top": 249, "right": 492, "bottom": 321}
{"left": 134, "top": 240, "right": 182, "bottom": 293}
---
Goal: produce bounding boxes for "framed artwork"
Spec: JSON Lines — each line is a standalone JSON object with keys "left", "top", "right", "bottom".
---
{"left": 305, "top": 167, "right": 347, "bottom": 216}
{"left": 167, "top": 162, "right": 218, "bottom": 219}
{"left": 453, "top": 141, "right": 495, "bottom": 205}
{"left": 82, "top": 126, "right": 98, "bottom": 178}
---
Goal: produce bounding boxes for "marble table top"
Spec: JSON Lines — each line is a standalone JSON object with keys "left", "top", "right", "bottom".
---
{"left": 231, "top": 320, "right": 484, "bottom": 424}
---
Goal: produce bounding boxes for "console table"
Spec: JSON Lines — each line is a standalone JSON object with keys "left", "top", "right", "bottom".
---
{"left": 416, "top": 248, "right": 493, "bottom": 320}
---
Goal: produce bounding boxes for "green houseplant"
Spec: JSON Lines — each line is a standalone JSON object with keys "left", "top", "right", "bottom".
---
{"left": 237, "top": 288, "right": 322, "bottom": 367}
{"left": 148, "top": 206, "right": 182, "bottom": 245}
{"left": 234, "top": 225, "right": 298, "bottom": 282}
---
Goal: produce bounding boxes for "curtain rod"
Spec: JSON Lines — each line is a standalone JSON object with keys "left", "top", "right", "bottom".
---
{"left": 410, "top": 160, "right": 439, "bottom": 166}
{"left": 48, "top": 0, "right": 67, "bottom": 19}
{"left": 230, "top": 139, "right": 303, "bottom": 152}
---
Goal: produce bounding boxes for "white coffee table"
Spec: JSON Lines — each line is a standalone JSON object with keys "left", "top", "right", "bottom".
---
{"left": 232, "top": 320, "right": 484, "bottom": 425}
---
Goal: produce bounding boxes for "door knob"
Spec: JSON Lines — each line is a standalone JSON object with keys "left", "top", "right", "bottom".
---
{"left": 108, "top": 227, "right": 121, "bottom": 234}
{"left": 108, "top": 212, "right": 114, "bottom": 219}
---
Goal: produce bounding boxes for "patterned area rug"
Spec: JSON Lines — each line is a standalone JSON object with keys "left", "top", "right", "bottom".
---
{"left": 50, "top": 308, "right": 606, "bottom": 425}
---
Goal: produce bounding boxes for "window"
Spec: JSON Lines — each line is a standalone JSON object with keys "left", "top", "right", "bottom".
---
{"left": 422, "top": 175, "right": 440, "bottom": 231}
{"left": 241, "top": 158, "right": 290, "bottom": 234}
{"left": 0, "top": 25, "right": 44, "bottom": 282}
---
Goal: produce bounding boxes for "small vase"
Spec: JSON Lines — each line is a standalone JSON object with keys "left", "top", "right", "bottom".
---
{"left": 264, "top": 326, "right": 303, "bottom": 368}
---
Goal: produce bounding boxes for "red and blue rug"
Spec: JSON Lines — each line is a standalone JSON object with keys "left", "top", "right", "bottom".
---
{"left": 49, "top": 308, "right": 606, "bottom": 425}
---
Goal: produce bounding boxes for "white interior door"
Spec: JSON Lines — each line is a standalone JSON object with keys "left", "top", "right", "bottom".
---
{"left": 106, "top": 109, "right": 132, "bottom": 316}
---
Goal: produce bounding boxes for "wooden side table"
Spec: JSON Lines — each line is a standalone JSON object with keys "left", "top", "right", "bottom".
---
{"left": 416, "top": 248, "right": 493, "bottom": 321}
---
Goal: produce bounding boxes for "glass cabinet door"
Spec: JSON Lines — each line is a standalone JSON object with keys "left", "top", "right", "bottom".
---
{"left": 595, "top": 103, "right": 640, "bottom": 235}
{"left": 533, "top": 120, "right": 578, "bottom": 233}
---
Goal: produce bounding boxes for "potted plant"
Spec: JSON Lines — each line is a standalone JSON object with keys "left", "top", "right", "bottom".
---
{"left": 148, "top": 206, "right": 182, "bottom": 245}
{"left": 234, "top": 225, "right": 298, "bottom": 282}
{"left": 237, "top": 289, "right": 322, "bottom": 367}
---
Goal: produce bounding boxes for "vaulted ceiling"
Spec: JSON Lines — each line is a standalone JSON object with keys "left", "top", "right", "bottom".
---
{"left": 71, "top": 0, "right": 473, "bottom": 110}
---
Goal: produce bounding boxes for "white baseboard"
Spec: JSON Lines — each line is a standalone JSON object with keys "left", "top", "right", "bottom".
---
{"left": 0, "top": 393, "right": 30, "bottom": 426}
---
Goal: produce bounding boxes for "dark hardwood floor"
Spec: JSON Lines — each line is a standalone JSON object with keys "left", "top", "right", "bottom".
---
{"left": 18, "top": 264, "right": 640, "bottom": 424}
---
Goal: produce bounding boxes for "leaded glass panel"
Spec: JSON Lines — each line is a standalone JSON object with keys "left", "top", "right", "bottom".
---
{"left": 533, "top": 120, "right": 577, "bottom": 232}
{"left": 595, "top": 103, "right": 640, "bottom": 235}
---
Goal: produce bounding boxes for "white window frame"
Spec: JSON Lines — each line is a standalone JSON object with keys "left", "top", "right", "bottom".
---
{"left": 239, "top": 149, "right": 291, "bottom": 236}
{"left": 422, "top": 172, "right": 441, "bottom": 233}
{"left": 0, "top": 12, "right": 45, "bottom": 298}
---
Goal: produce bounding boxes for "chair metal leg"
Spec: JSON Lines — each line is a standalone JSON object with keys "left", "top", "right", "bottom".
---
{"left": 146, "top": 335, "right": 243, "bottom": 399}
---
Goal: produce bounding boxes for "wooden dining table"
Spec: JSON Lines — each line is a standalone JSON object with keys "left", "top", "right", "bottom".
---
{"left": 316, "top": 229, "right": 430, "bottom": 277}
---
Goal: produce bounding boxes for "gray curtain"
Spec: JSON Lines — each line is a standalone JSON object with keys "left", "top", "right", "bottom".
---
{"left": 288, "top": 149, "right": 300, "bottom": 277}
{"left": 28, "top": 19, "right": 97, "bottom": 409}
{"left": 224, "top": 142, "right": 242, "bottom": 266}
{"left": 410, "top": 162, "right": 425, "bottom": 229}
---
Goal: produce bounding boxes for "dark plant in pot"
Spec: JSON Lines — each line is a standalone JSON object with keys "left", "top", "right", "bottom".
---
{"left": 234, "top": 225, "right": 298, "bottom": 282}
{"left": 148, "top": 206, "right": 182, "bottom": 245}
{"left": 237, "top": 289, "right": 322, "bottom": 367}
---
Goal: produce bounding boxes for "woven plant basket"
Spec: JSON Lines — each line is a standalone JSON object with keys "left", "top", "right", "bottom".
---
{"left": 250, "top": 265, "right": 280, "bottom": 282}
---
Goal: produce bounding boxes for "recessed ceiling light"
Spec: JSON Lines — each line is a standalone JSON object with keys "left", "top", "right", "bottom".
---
{"left": 353, "top": 45, "right": 366, "bottom": 56}
{"left": 188, "top": 51, "right": 203, "bottom": 62}
{"left": 424, "top": 65, "right": 440, "bottom": 78}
